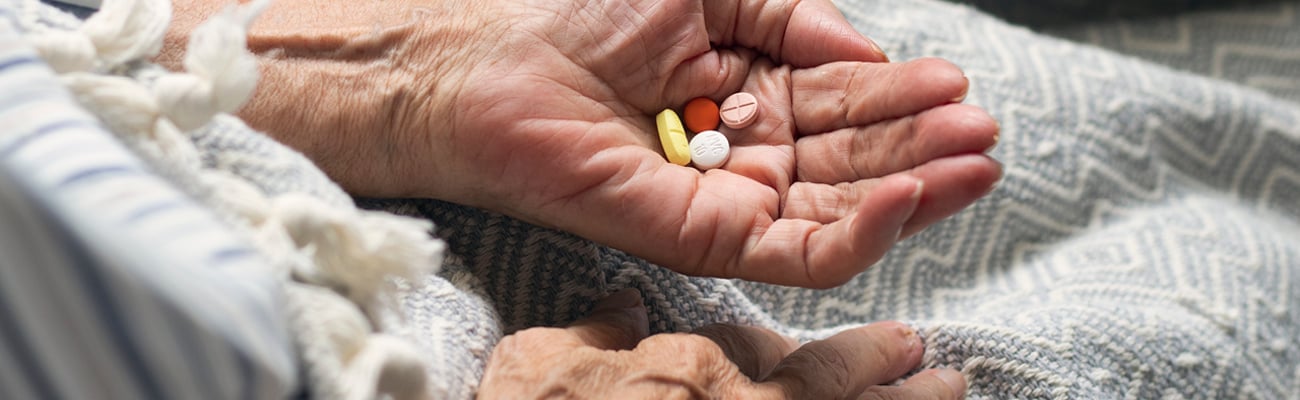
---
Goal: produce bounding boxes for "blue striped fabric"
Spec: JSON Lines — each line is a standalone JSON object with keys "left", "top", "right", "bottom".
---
{"left": 0, "top": 10, "right": 298, "bottom": 400}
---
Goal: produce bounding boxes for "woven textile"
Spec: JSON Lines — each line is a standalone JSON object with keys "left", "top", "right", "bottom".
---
{"left": 950, "top": 0, "right": 1300, "bottom": 103}
{"left": 373, "top": 1, "right": 1300, "bottom": 398}
{"left": 0, "top": 6, "right": 297, "bottom": 399}
{"left": 13, "top": 0, "right": 1300, "bottom": 398}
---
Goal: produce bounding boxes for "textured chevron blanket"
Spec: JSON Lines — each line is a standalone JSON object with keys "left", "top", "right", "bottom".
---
{"left": 14, "top": 0, "right": 1300, "bottom": 398}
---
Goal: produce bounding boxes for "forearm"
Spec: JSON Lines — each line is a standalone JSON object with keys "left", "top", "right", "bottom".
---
{"left": 160, "top": 0, "right": 492, "bottom": 197}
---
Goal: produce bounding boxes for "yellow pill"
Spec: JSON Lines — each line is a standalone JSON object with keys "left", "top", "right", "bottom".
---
{"left": 656, "top": 109, "right": 692, "bottom": 166}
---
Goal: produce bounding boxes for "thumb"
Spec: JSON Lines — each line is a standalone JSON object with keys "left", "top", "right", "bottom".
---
{"left": 565, "top": 288, "right": 651, "bottom": 350}
{"left": 783, "top": 0, "right": 888, "bottom": 64}
{"left": 706, "top": 0, "right": 887, "bottom": 66}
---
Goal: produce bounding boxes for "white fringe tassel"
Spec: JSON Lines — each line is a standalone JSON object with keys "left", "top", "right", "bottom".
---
{"left": 26, "top": 0, "right": 440, "bottom": 398}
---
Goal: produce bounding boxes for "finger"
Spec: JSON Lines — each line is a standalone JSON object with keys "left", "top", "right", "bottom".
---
{"left": 762, "top": 321, "right": 926, "bottom": 399}
{"left": 693, "top": 324, "right": 800, "bottom": 380}
{"left": 721, "top": 57, "right": 794, "bottom": 149}
{"left": 738, "top": 174, "right": 921, "bottom": 288}
{"left": 794, "top": 104, "right": 998, "bottom": 184}
{"left": 783, "top": 154, "right": 1001, "bottom": 228}
{"left": 660, "top": 48, "right": 757, "bottom": 107}
{"left": 565, "top": 288, "right": 651, "bottom": 351}
{"left": 898, "top": 154, "right": 1001, "bottom": 238}
{"left": 781, "top": 179, "right": 887, "bottom": 225}
{"left": 706, "top": 58, "right": 796, "bottom": 191}
{"left": 704, "top": 0, "right": 888, "bottom": 65}
{"left": 791, "top": 58, "right": 969, "bottom": 135}
{"left": 859, "top": 369, "right": 967, "bottom": 400}
{"left": 808, "top": 174, "right": 920, "bottom": 286}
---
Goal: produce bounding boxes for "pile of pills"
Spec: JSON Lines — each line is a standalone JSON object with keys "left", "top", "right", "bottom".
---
{"left": 656, "top": 92, "right": 760, "bottom": 171}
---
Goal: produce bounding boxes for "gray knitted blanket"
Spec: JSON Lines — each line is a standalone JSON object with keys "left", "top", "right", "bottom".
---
{"left": 366, "top": 1, "right": 1300, "bottom": 398}
{"left": 22, "top": 0, "right": 1300, "bottom": 398}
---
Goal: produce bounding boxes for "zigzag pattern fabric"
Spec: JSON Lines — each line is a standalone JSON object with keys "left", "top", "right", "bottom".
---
{"left": 11, "top": 0, "right": 1300, "bottom": 398}
{"left": 373, "top": 0, "right": 1300, "bottom": 398}
{"left": 1040, "top": 1, "right": 1300, "bottom": 103}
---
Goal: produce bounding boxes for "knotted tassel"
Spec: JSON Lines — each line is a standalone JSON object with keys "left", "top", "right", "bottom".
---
{"left": 273, "top": 194, "right": 444, "bottom": 306}
{"left": 153, "top": 0, "right": 267, "bottom": 131}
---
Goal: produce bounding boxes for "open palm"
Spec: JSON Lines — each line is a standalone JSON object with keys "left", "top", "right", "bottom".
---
{"left": 169, "top": 0, "right": 1000, "bottom": 287}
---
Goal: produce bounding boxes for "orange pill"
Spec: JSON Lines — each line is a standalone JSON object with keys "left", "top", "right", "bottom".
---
{"left": 683, "top": 97, "right": 720, "bottom": 133}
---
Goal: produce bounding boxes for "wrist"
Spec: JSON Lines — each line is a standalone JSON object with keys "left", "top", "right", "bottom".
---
{"left": 194, "top": 0, "right": 500, "bottom": 197}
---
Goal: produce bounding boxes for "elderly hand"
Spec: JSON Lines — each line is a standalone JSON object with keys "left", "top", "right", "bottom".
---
{"left": 479, "top": 289, "right": 966, "bottom": 399}
{"left": 163, "top": 0, "right": 1000, "bottom": 288}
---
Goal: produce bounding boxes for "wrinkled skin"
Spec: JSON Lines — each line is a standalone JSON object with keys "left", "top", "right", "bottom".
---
{"left": 163, "top": 0, "right": 1000, "bottom": 288}
{"left": 162, "top": 0, "right": 995, "bottom": 397}
{"left": 480, "top": 289, "right": 967, "bottom": 399}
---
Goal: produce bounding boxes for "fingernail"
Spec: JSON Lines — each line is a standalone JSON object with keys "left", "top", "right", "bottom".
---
{"left": 982, "top": 176, "right": 1002, "bottom": 197}
{"left": 910, "top": 180, "right": 925, "bottom": 201}
{"left": 865, "top": 37, "right": 889, "bottom": 62}
{"left": 933, "top": 369, "right": 967, "bottom": 398}
{"left": 951, "top": 77, "right": 969, "bottom": 103}
{"left": 594, "top": 288, "right": 643, "bottom": 311}
{"left": 989, "top": 119, "right": 1001, "bottom": 151}
{"left": 902, "top": 325, "right": 921, "bottom": 350}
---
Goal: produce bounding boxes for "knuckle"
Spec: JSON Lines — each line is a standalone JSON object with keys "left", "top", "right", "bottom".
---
{"left": 640, "top": 333, "right": 731, "bottom": 368}
{"left": 767, "top": 344, "right": 853, "bottom": 395}
{"left": 849, "top": 124, "right": 877, "bottom": 176}
{"left": 492, "top": 335, "right": 520, "bottom": 354}
{"left": 693, "top": 324, "right": 745, "bottom": 345}
{"left": 681, "top": 333, "right": 730, "bottom": 359}
{"left": 858, "top": 389, "right": 909, "bottom": 400}
{"left": 861, "top": 380, "right": 954, "bottom": 400}
{"left": 807, "top": 344, "right": 854, "bottom": 385}
{"left": 511, "top": 326, "right": 565, "bottom": 342}
{"left": 506, "top": 327, "right": 579, "bottom": 351}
